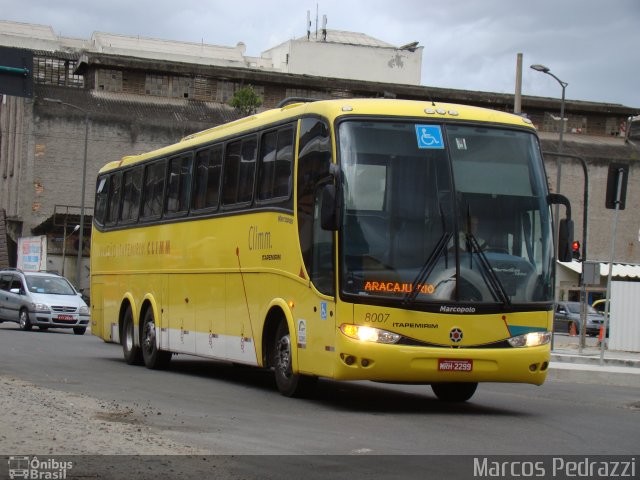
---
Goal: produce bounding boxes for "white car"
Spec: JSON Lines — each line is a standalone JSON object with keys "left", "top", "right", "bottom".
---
{"left": 0, "top": 269, "right": 90, "bottom": 335}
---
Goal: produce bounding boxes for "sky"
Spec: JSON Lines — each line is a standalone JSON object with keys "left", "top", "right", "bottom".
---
{"left": 1, "top": 0, "right": 639, "bottom": 108}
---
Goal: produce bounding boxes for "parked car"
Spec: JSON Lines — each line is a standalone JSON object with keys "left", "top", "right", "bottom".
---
{"left": 592, "top": 298, "right": 609, "bottom": 315}
{"left": 553, "top": 301, "right": 607, "bottom": 336}
{"left": 0, "top": 269, "right": 90, "bottom": 335}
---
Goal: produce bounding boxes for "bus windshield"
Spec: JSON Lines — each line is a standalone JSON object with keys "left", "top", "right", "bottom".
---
{"left": 338, "top": 120, "right": 553, "bottom": 307}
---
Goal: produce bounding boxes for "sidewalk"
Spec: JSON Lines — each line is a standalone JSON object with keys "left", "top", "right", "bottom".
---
{"left": 547, "top": 334, "right": 640, "bottom": 387}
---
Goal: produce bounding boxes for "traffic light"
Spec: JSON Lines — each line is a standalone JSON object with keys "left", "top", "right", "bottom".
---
{"left": 571, "top": 240, "right": 581, "bottom": 261}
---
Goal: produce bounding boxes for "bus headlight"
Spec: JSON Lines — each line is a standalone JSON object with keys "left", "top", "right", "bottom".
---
{"left": 340, "top": 324, "right": 401, "bottom": 344}
{"left": 507, "top": 331, "right": 552, "bottom": 348}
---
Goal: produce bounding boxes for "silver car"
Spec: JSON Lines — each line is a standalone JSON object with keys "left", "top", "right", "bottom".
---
{"left": 553, "top": 301, "right": 606, "bottom": 337}
{"left": 0, "top": 269, "right": 90, "bottom": 335}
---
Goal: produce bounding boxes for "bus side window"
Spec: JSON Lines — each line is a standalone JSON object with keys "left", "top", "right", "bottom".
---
{"left": 297, "top": 118, "right": 334, "bottom": 296}
{"left": 222, "top": 136, "right": 257, "bottom": 207}
{"left": 106, "top": 172, "right": 122, "bottom": 226}
{"left": 258, "top": 126, "right": 293, "bottom": 203}
{"left": 94, "top": 175, "right": 109, "bottom": 226}
{"left": 120, "top": 167, "right": 143, "bottom": 223}
{"left": 165, "top": 154, "right": 193, "bottom": 216}
{"left": 141, "top": 159, "right": 166, "bottom": 220}
{"left": 193, "top": 145, "right": 222, "bottom": 211}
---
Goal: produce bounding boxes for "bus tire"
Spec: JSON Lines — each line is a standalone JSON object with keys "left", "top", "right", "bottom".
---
{"left": 273, "top": 321, "right": 316, "bottom": 397}
{"left": 19, "top": 309, "right": 32, "bottom": 331}
{"left": 431, "top": 382, "right": 478, "bottom": 402}
{"left": 141, "top": 308, "right": 171, "bottom": 370}
{"left": 122, "top": 306, "right": 143, "bottom": 365}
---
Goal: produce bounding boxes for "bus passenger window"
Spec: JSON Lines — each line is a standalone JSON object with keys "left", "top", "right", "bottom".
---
{"left": 165, "top": 154, "right": 192, "bottom": 215}
{"left": 258, "top": 126, "right": 293, "bottom": 202}
{"left": 94, "top": 176, "right": 109, "bottom": 225}
{"left": 222, "top": 136, "right": 257, "bottom": 206}
{"left": 193, "top": 145, "right": 222, "bottom": 210}
{"left": 142, "top": 160, "right": 166, "bottom": 219}
{"left": 106, "top": 173, "right": 122, "bottom": 226}
{"left": 120, "top": 168, "right": 143, "bottom": 223}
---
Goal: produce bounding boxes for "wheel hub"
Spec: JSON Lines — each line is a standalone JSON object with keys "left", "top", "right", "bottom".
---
{"left": 143, "top": 321, "right": 156, "bottom": 354}
{"left": 276, "top": 334, "right": 292, "bottom": 377}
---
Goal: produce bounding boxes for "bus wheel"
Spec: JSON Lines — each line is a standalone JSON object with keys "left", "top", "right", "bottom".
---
{"left": 431, "top": 382, "right": 478, "bottom": 402}
{"left": 273, "top": 321, "right": 316, "bottom": 397}
{"left": 141, "top": 308, "right": 171, "bottom": 370}
{"left": 19, "top": 309, "right": 32, "bottom": 331}
{"left": 122, "top": 306, "right": 143, "bottom": 365}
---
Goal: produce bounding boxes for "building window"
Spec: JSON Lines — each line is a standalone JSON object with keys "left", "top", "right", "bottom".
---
{"left": 33, "top": 57, "right": 83, "bottom": 87}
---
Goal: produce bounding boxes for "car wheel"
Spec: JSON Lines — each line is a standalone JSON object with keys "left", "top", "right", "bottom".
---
{"left": 141, "top": 308, "right": 171, "bottom": 370}
{"left": 19, "top": 309, "right": 32, "bottom": 331}
{"left": 272, "top": 321, "right": 317, "bottom": 397}
{"left": 73, "top": 327, "right": 86, "bottom": 335}
{"left": 122, "top": 306, "right": 143, "bottom": 365}
{"left": 431, "top": 382, "right": 478, "bottom": 402}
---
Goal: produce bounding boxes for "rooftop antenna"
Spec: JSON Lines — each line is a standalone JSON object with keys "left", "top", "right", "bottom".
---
{"left": 322, "top": 14, "right": 327, "bottom": 42}
{"left": 307, "top": 10, "right": 311, "bottom": 40}
{"left": 315, "top": 3, "right": 318, "bottom": 40}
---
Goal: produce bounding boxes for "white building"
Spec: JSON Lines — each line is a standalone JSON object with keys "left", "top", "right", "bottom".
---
{"left": 261, "top": 29, "right": 423, "bottom": 85}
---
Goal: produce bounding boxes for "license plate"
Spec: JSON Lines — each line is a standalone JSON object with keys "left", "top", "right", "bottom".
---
{"left": 438, "top": 359, "right": 473, "bottom": 372}
{"left": 56, "top": 315, "right": 74, "bottom": 321}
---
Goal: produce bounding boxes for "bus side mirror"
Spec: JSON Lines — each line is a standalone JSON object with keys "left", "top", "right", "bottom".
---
{"left": 320, "top": 184, "right": 340, "bottom": 231}
{"left": 558, "top": 218, "right": 574, "bottom": 262}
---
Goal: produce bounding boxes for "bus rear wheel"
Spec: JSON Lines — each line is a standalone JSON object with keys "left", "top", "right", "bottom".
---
{"left": 122, "top": 306, "right": 143, "bottom": 365}
{"left": 431, "top": 382, "right": 478, "bottom": 402}
{"left": 141, "top": 308, "right": 171, "bottom": 370}
{"left": 272, "top": 321, "right": 316, "bottom": 397}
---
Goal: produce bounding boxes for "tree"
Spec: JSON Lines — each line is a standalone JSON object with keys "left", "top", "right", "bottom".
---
{"left": 229, "top": 85, "right": 262, "bottom": 116}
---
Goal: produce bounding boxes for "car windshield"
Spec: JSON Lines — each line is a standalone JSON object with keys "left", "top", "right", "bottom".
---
{"left": 566, "top": 303, "right": 598, "bottom": 314}
{"left": 26, "top": 276, "right": 76, "bottom": 295}
{"left": 338, "top": 120, "right": 554, "bottom": 307}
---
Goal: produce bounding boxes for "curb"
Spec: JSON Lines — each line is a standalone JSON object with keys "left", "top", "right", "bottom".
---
{"left": 547, "top": 361, "right": 640, "bottom": 388}
{"left": 550, "top": 352, "right": 640, "bottom": 369}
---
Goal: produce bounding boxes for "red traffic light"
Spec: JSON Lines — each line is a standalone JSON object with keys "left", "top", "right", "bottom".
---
{"left": 571, "top": 240, "right": 581, "bottom": 260}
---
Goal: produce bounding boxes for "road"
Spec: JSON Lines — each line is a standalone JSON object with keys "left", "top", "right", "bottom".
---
{"left": 0, "top": 323, "right": 638, "bottom": 477}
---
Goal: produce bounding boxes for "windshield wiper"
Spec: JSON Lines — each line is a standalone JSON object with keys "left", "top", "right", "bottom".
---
{"left": 466, "top": 233, "right": 511, "bottom": 306}
{"left": 403, "top": 231, "right": 452, "bottom": 306}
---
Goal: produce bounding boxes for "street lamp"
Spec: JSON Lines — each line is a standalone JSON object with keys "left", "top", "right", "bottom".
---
{"left": 530, "top": 63, "right": 569, "bottom": 267}
{"left": 42, "top": 98, "right": 89, "bottom": 290}
{"left": 530, "top": 64, "right": 568, "bottom": 189}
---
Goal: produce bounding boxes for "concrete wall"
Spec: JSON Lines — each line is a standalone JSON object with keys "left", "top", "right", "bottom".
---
{"left": 0, "top": 96, "right": 28, "bottom": 221}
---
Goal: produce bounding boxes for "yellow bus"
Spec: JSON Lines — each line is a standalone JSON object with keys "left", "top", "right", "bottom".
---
{"left": 90, "top": 98, "right": 573, "bottom": 402}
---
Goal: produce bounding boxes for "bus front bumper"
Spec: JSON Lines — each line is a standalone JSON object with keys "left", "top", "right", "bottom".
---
{"left": 331, "top": 334, "right": 551, "bottom": 385}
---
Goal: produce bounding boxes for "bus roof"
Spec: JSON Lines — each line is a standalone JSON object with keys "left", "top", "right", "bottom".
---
{"left": 99, "top": 98, "right": 536, "bottom": 172}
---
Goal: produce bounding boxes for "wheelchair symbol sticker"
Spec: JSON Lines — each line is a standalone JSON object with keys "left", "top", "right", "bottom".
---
{"left": 415, "top": 125, "right": 444, "bottom": 149}
{"left": 320, "top": 302, "right": 327, "bottom": 320}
